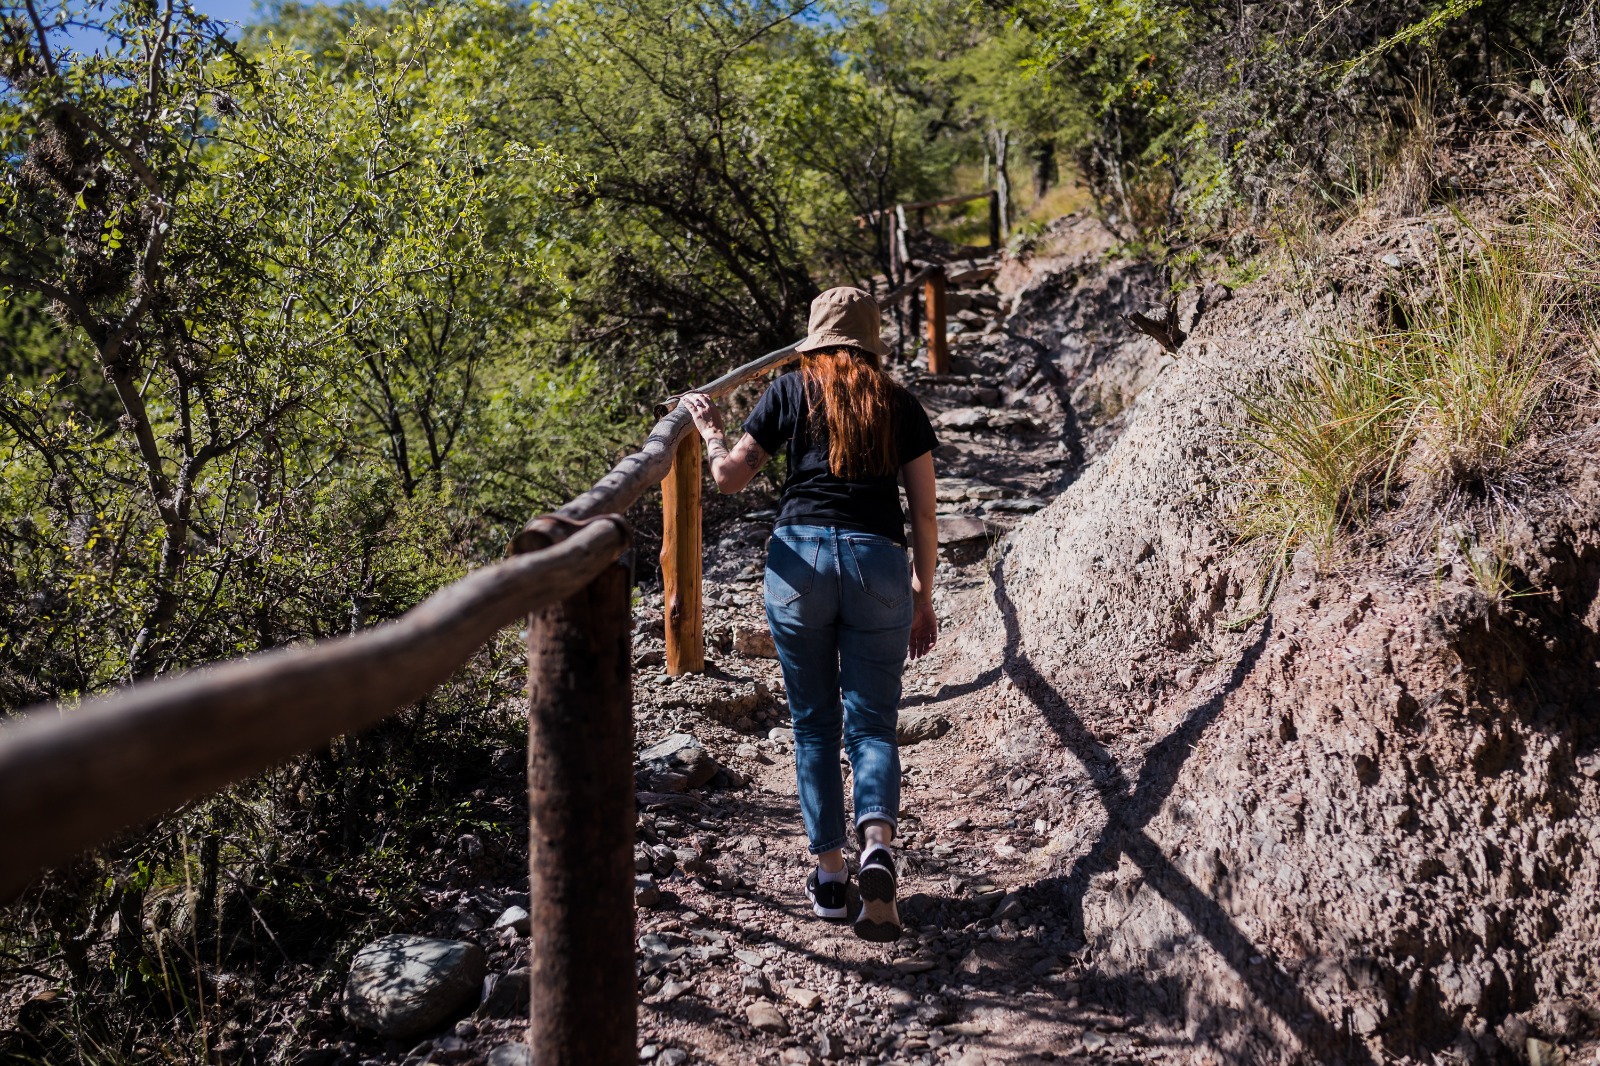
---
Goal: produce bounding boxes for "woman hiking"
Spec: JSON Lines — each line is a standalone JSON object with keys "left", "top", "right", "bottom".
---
{"left": 680, "top": 286, "right": 939, "bottom": 943}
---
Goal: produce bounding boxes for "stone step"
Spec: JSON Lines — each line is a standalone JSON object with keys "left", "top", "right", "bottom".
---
{"left": 935, "top": 407, "right": 1042, "bottom": 433}
{"left": 947, "top": 264, "right": 999, "bottom": 286}
{"left": 918, "top": 382, "right": 1000, "bottom": 406}
{"left": 944, "top": 292, "right": 1002, "bottom": 316}
{"left": 936, "top": 478, "right": 1014, "bottom": 503}
{"left": 936, "top": 514, "right": 998, "bottom": 545}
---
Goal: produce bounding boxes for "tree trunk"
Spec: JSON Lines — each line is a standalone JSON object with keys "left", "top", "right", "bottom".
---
{"left": 1030, "top": 137, "right": 1058, "bottom": 202}
{"left": 990, "top": 128, "right": 1012, "bottom": 236}
{"left": 127, "top": 516, "right": 188, "bottom": 678}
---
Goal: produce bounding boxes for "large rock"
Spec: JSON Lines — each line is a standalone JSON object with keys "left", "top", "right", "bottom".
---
{"left": 487, "top": 1044, "right": 532, "bottom": 1066}
{"left": 936, "top": 515, "right": 993, "bottom": 545}
{"left": 746, "top": 1001, "right": 790, "bottom": 1035}
{"left": 896, "top": 710, "right": 952, "bottom": 746}
{"left": 949, "top": 250, "right": 1600, "bottom": 1061}
{"left": 636, "top": 733, "right": 719, "bottom": 792}
{"left": 733, "top": 625, "right": 778, "bottom": 659}
{"left": 344, "top": 935, "right": 486, "bottom": 1038}
{"left": 476, "top": 968, "right": 530, "bottom": 1020}
{"left": 491, "top": 905, "right": 530, "bottom": 935}
{"left": 653, "top": 677, "right": 773, "bottom": 727}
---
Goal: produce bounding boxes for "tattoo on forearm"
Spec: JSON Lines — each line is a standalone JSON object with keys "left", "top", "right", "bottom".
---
{"left": 707, "top": 436, "right": 730, "bottom": 462}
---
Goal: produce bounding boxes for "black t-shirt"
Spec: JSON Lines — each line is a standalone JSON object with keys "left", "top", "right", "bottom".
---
{"left": 743, "top": 370, "right": 938, "bottom": 546}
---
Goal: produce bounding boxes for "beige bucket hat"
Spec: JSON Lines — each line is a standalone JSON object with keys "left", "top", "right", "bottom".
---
{"left": 795, "top": 286, "right": 890, "bottom": 358}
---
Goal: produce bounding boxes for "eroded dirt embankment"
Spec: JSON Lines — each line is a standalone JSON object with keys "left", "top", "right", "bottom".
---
{"left": 943, "top": 217, "right": 1600, "bottom": 1065}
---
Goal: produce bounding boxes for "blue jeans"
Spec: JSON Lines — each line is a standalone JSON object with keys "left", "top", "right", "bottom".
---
{"left": 764, "top": 524, "right": 913, "bottom": 855}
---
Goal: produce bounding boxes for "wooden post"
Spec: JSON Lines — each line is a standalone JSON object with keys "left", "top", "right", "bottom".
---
{"left": 660, "top": 432, "right": 704, "bottom": 675}
{"left": 886, "top": 213, "right": 900, "bottom": 281}
{"left": 988, "top": 189, "right": 1002, "bottom": 248}
{"left": 526, "top": 558, "right": 635, "bottom": 1066}
{"left": 894, "top": 205, "right": 910, "bottom": 273}
{"left": 925, "top": 265, "right": 948, "bottom": 375}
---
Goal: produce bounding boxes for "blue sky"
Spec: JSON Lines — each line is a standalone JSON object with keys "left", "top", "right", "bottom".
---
{"left": 193, "top": 0, "right": 265, "bottom": 26}
{"left": 44, "top": 0, "right": 284, "bottom": 52}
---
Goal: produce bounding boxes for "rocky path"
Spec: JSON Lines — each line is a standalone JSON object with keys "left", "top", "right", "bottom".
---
{"left": 615, "top": 234, "right": 1189, "bottom": 1066}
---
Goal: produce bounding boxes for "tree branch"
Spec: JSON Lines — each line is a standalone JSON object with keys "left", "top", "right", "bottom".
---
{"left": 21, "top": 0, "right": 57, "bottom": 78}
{"left": 57, "top": 103, "right": 164, "bottom": 196}
{"left": 0, "top": 275, "right": 101, "bottom": 345}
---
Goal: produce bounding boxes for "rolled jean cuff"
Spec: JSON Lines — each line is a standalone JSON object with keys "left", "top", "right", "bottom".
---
{"left": 855, "top": 808, "right": 898, "bottom": 833}
{"left": 809, "top": 834, "right": 849, "bottom": 856}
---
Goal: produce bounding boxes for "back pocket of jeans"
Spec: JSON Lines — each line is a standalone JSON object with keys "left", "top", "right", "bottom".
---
{"left": 765, "top": 535, "right": 823, "bottom": 607}
{"left": 843, "top": 535, "right": 910, "bottom": 609}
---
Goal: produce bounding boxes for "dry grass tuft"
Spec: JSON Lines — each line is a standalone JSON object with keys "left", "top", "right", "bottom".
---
{"left": 1405, "top": 239, "right": 1556, "bottom": 485}
{"left": 1235, "top": 335, "right": 1412, "bottom": 550}
{"left": 1235, "top": 116, "right": 1600, "bottom": 556}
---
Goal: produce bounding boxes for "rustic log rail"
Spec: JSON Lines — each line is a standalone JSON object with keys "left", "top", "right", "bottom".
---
{"left": 866, "top": 189, "right": 1004, "bottom": 276}
{"left": 0, "top": 228, "right": 965, "bottom": 1066}
{"left": 0, "top": 516, "right": 630, "bottom": 904}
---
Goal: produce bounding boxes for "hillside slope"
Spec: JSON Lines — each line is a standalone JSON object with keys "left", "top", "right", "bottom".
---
{"left": 943, "top": 219, "right": 1600, "bottom": 1064}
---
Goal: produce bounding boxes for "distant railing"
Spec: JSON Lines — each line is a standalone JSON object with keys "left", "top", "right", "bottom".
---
{"left": 0, "top": 240, "right": 974, "bottom": 1064}
{"left": 864, "top": 189, "right": 1004, "bottom": 278}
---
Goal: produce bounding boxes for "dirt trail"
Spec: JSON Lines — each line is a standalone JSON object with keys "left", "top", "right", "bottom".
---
{"left": 620, "top": 219, "right": 1188, "bottom": 1066}
{"left": 627, "top": 207, "right": 1600, "bottom": 1066}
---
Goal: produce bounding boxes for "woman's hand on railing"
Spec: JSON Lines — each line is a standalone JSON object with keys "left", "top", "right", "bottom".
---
{"left": 682, "top": 392, "right": 768, "bottom": 494}
{"left": 681, "top": 392, "right": 724, "bottom": 439}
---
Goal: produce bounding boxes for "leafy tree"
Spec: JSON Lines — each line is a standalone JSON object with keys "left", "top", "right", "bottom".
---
{"left": 0, "top": 0, "right": 603, "bottom": 692}
{"left": 0, "top": 2, "right": 622, "bottom": 1048}
{"left": 1014, "top": 0, "right": 1586, "bottom": 235}
{"left": 844, "top": 1, "right": 1068, "bottom": 228}
{"left": 500, "top": 0, "right": 920, "bottom": 386}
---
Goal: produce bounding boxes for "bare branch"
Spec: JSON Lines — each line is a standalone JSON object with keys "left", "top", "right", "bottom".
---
{"left": 720, "top": 0, "right": 818, "bottom": 58}
{"left": 146, "top": 0, "right": 175, "bottom": 117}
{"left": 0, "top": 275, "right": 100, "bottom": 341}
{"left": 21, "top": 0, "right": 57, "bottom": 78}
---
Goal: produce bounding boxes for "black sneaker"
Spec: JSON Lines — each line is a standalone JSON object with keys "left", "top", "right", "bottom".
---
{"left": 806, "top": 868, "right": 849, "bottom": 920}
{"left": 853, "top": 846, "right": 901, "bottom": 942}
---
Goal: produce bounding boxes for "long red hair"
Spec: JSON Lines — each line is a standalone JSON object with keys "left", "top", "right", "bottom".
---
{"left": 800, "top": 346, "right": 898, "bottom": 479}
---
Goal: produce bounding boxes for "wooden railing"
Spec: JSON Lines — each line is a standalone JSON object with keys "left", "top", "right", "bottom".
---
{"left": 870, "top": 190, "right": 1002, "bottom": 378}
{"left": 0, "top": 251, "right": 968, "bottom": 1064}
{"left": 867, "top": 189, "right": 1004, "bottom": 277}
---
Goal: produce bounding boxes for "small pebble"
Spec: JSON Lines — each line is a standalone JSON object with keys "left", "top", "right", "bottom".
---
{"left": 746, "top": 1001, "right": 790, "bottom": 1034}
{"left": 785, "top": 985, "right": 822, "bottom": 1011}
